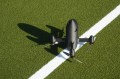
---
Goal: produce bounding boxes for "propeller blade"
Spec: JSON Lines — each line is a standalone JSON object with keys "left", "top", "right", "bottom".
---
{"left": 73, "top": 58, "right": 83, "bottom": 63}
{"left": 86, "top": 44, "right": 93, "bottom": 52}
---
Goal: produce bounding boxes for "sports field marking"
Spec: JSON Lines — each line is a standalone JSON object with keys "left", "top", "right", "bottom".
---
{"left": 29, "top": 4, "right": 120, "bottom": 79}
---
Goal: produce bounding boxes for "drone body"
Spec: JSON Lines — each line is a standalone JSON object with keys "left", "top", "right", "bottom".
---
{"left": 52, "top": 19, "right": 95, "bottom": 58}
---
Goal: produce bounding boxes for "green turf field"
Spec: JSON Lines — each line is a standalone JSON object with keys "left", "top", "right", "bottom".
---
{"left": 0, "top": 0, "right": 120, "bottom": 79}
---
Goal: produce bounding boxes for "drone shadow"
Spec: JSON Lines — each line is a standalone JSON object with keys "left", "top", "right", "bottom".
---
{"left": 18, "top": 23, "right": 65, "bottom": 56}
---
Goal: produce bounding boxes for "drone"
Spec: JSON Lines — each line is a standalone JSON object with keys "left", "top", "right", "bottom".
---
{"left": 52, "top": 19, "right": 96, "bottom": 58}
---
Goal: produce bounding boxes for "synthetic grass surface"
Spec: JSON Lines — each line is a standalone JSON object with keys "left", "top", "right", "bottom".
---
{"left": 0, "top": 0, "right": 120, "bottom": 79}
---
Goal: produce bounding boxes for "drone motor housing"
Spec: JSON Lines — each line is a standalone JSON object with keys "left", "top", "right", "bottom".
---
{"left": 89, "top": 35, "right": 95, "bottom": 45}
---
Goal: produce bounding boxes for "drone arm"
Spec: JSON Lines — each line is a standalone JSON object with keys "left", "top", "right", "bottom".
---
{"left": 52, "top": 35, "right": 64, "bottom": 45}
{"left": 79, "top": 38, "right": 89, "bottom": 42}
{"left": 79, "top": 35, "right": 96, "bottom": 44}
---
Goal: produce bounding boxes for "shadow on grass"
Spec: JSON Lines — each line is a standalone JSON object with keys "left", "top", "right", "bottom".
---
{"left": 18, "top": 23, "right": 66, "bottom": 56}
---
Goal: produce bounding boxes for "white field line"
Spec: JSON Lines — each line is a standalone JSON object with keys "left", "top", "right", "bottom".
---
{"left": 29, "top": 5, "right": 120, "bottom": 79}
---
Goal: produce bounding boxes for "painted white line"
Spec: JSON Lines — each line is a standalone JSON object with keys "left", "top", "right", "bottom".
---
{"left": 29, "top": 5, "right": 120, "bottom": 79}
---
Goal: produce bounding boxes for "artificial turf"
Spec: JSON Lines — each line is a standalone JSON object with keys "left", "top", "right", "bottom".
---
{"left": 0, "top": 0, "right": 120, "bottom": 79}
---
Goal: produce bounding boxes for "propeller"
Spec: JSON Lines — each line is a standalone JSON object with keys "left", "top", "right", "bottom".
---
{"left": 86, "top": 35, "right": 96, "bottom": 52}
{"left": 86, "top": 44, "right": 93, "bottom": 52}
{"left": 73, "top": 58, "right": 83, "bottom": 63}
{"left": 52, "top": 35, "right": 56, "bottom": 45}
